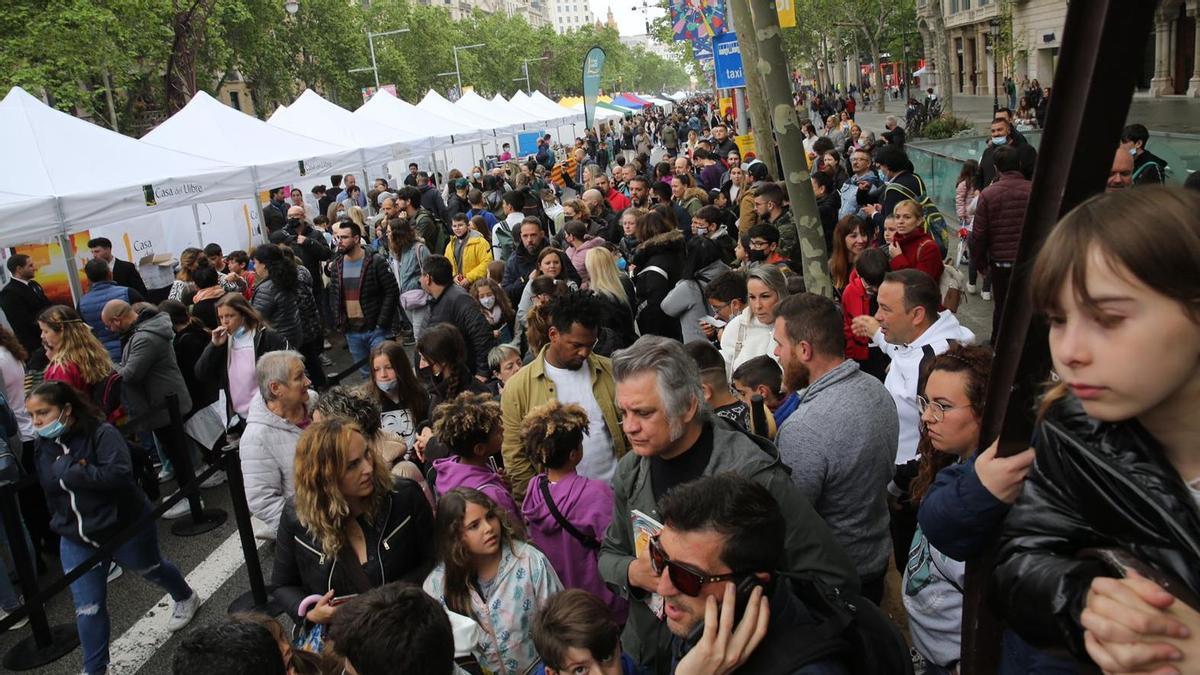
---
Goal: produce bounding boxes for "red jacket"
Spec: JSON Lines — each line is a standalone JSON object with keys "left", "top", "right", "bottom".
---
{"left": 605, "top": 187, "right": 631, "bottom": 213}
{"left": 841, "top": 270, "right": 872, "bottom": 361}
{"left": 890, "top": 228, "right": 943, "bottom": 283}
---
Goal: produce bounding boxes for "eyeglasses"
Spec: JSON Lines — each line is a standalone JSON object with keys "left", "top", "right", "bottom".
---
{"left": 917, "top": 395, "right": 960, "bottom": 423}
{"left": 649, "top": 534, "right": 739, "bottom": 597}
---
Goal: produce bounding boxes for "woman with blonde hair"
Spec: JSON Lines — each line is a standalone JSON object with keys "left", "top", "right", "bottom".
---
{"left": 271, "top": 417, "right": 434, "bottom": 650}
{"left": 345, "top": 205, "right": 367, "bottom": 231}
{"left": 720, "top": 264, "right": 790, "bottom": 376}
{"left": 167, "top": 247, "right": 207, "bottom": 303}
{"left": 38, "top": 305, "right": 113, "bottom": 395}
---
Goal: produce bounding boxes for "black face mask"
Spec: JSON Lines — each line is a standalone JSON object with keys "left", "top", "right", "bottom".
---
{"left": 748, "top": 249, "right": 768, "bottom": 262}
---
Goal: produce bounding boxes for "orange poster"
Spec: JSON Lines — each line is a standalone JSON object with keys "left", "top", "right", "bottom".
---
{"left": 14, "top": 231, "right": 92, "bottom": 305}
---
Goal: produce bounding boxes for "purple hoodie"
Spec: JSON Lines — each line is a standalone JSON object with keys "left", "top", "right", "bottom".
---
{"left": 432, "top": 456, "right": 521, "bottom": 524}
{"left": 522, "top": 473, "right": 629, "bottom": 623}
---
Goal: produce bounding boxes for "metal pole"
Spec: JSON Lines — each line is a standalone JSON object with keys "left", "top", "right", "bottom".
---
{"left": 454, "top": 48, "right": 463, "bottom": 95}
{"left": 368, "top": 32, "right": 380, "bottom": 90}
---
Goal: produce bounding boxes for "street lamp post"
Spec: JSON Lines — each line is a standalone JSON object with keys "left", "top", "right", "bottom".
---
{"left": 452, "top": 43, "right": 487, "bottom": 94}
{"left": 519, "top": 56, "right": 550, "bottom": 92}
{"left": 989, "top": 18, "right": 1000, "bottom": 114}
{"left": 348, "top": 28, "right": 411, "bottom": 90}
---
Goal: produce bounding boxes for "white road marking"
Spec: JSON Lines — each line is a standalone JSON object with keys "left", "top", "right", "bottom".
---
{"left": 106, "top": 528, "right": 267, "bottom": 675}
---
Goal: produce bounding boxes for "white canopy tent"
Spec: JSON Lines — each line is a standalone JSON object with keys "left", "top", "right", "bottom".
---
{"left": 267, "top": 104, "right": 287, "bottom": 122}
{"left": 529, "top": 91, "right": 585, "bottom": 122}
{"left": 417, "top": 90, "right": 509, "bottom": 156}
{"left": 143, "top": 91, "right": 364, "bottom": 194}
{"left": 508, "top": 91, "right": 568, "bottom": 127}
{"left": 269, "top": 89, "right": 427, "bottom": 177}
{"left": 454, "top": 91, "right": 526, "bottom": 135}
{"left": 0, "top": 86, "right": 253, "bottom": 249}
{"left": 570, "top": 103, "right": 625, "bottom": 121}
{"left": 356, "top": 89, "right": 490, "bottom": 179}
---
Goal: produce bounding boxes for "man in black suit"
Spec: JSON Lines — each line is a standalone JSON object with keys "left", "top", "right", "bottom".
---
{"left": 262, "top": 187, "right": 288, "bottom": 233}
{"left": 88, "top": 237, "right": 148, "bottom": 297}
{"left": 0, "top": 254, "right": 52, "bottom": 356}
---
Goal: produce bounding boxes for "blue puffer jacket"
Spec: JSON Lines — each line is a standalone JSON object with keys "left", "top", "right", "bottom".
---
{"left": 35, "top": 422, "right": 149, "bottom": 546}
{"left": 77, "top": 281, "right": 132, "bottom": 362}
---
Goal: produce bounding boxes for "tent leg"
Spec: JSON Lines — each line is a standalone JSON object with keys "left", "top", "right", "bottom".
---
{"left": 58, "top": 234, "right": 84, "bottom": 305}
{"left": 249, "top": 167, "right": 268, "bottom": 246}
{"left": 191, "top": 204, "right": 203, "bottom": 246}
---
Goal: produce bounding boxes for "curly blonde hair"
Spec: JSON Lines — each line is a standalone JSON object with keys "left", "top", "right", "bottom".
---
{"left": 38, "top": 305, "right": 113, "bottom": 386}
{"left": 521, "top": 401, "right": 589, "bottom": 471}
{"left": 293, "top": 418, "right": 393, "bottom": 559}
{"left": 432, "top": 391, "right": 502, "bottom": 459}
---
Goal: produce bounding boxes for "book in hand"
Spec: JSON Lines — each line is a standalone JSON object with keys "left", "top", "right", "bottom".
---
{"left": 631, "top": 509, "right": 665, "bottom": 619}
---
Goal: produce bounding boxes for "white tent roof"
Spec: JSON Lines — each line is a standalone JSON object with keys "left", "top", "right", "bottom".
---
{"left": 528, "top": 91, "right": 585, "bottom": 123}
{"left": 355, "top": 90, "right": 482, "bottom": 146}
{"left": 454, "top": 91, "right": 525, "bottom": 134}
{"left": 143, "top": 91, "right": 364, "bottom": 190}
{"left": 503, "top": 92, "right": 567, "bottom": 127}
{"left": 416, "top": 90, "right": 503, "bottom": 139}
{"left": 570, "top": 103, "right": 625, "bottom": 120}
{"left": 269, "top": 89, "right": 427, "bottom": 166}
{"left": 267, "top": 104, "right": 287, "bottom": 122}
{"left": 0, "top": 86, "right": 254, "bottom": 246}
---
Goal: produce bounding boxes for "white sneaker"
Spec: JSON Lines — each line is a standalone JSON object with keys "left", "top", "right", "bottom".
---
{"left": 162, "top": 497, "right": 199, "bottom": 520}
{"left": 966, "top": 283, "right": 976, "bottom": 294}
{"left": 200, "top": 469, "right": 226, "bottom": 489}
{"left": 252, "top": 519, "right": 277, "bottom": 542}
{"left": 981, "top": 290, "right": 993, "bottom": 301}
{"left": 0, "top": 608, "right": 29, "bottom": 630}
{"left": 167, "top": 592, "right": 200, "bottom": 632}
{"left": 157, "top": 467, "right": 175, "bottom": 484}
{"left": 107, "top": 563, "right": 123, "bottom": 583}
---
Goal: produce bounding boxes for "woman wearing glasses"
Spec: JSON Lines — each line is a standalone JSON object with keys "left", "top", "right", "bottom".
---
{"left": 424, "top": 488, "right": 563, "bottom": 675}
{"left": 900, "top": 344, "right": 994, "bottom": 675}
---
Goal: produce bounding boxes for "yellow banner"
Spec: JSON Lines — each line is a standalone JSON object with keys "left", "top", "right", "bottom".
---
{"left": 734, "top": 133, "right": 755, "bottom": 158}
{"left": 776, "top": 0, "right": 796, "bottom": 28}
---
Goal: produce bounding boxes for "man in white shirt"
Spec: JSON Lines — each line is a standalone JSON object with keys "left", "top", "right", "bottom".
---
{"left": 500, "top": 291, "right": 627, "bottom": 501}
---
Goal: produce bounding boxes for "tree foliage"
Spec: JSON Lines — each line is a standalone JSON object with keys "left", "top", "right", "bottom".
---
{"left": 0, "top": 0, "right": 689, "bottom": 132}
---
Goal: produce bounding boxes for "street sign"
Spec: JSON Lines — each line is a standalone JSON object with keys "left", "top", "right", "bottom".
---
{"left": 714, "top": 33, "right": 745, "bottom": 89}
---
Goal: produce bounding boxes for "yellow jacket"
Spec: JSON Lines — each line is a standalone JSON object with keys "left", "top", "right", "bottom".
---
{"left": 444, "top": 231, "right": 494, "bottom": 283}
{"left": 500, "top": 348, "right": 628, "bottom": 501}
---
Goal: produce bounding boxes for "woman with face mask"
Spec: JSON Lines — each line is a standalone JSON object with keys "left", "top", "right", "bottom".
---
{"left": 471, "top": 278, "right": 515, "bottom": 344}
{"left": 364, "top": 340, "right": 430, "bottom": 456}
{"left": 30, "top": 381, "right": 199, "bottom": 675}
{"left": 194, "top": 292, "right": 289, "bottom": 426}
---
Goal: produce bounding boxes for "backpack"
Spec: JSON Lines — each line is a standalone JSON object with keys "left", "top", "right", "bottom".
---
{"left": 415, "top": 208, "right": 447, "bottom": 254}
{"left": 91, "top": 371, "right": 127, "bottom": 427}
{"left": 885, "top": 175, "right": 952, "bottom": 258}
{"left": 492, "top": 220, "right": 516, "bottom": 262}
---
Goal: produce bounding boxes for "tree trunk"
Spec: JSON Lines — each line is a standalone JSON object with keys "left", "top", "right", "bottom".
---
{"left": 747, "top": 0, "right": 833, "bottom": 297}
{"left": 869, "top": 37, "right": 886, "bottom": 112}
{"left": 729, "top": 0, "right": 777, "bottom": 176}
{"left": 102, "top": 71, "right": 119, "bottom": 132}
{"left": 936, "top": 19, "right": 954, "bottom": 114}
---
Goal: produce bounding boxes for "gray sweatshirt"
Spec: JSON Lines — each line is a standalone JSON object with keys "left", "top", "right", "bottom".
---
{"left": 776, "top": 359, "right": 898, "bottom": 577}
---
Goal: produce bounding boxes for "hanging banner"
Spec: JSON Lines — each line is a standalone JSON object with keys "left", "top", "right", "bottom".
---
{"left": 714, "top": 33, "right": 746, "bottom": 89}
{"left": 776, "top": 0, "right": 796, "bottom": 28}
{"left": 582, "top": 46, "right": 606, "bottom": 130}
{"left": 693, "top": 36, "right": 715, "bottom": 65}
{"left": 672, "top": 0, "right": 727, "bottom": 41}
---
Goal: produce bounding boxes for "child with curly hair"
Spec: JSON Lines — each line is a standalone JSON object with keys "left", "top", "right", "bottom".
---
{"left": 520, "top": 401, "right": 628, "bottom": 623}
{"left": 430, "top": 391, "right": 520, "bottom": 522}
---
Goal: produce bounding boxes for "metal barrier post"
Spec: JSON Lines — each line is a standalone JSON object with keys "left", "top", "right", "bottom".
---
{"left": 0, "top": 483, "right": 78, "bottom": 670}
{"left": 164, "top": 394, "right": 227, "bottom": 536}
{"left": 222, "top": 440, "right": 282, "bottom": 615}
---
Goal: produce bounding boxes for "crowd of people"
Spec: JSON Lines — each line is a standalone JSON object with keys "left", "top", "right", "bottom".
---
{"left": 0, "top": 92, "right": 1197, "bottom": 675}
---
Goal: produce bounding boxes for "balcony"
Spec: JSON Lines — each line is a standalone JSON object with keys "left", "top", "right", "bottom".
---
{"left": 944, "top": 3, "right": 998, "bottom": 29}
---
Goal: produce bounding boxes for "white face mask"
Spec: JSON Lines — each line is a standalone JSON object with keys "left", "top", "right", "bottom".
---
{"left": 480, "top": 296, "right": 496, "bottom": 310}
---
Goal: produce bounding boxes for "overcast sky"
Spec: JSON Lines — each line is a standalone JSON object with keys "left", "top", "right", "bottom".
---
{"left": 585, "top": 0, "right": 667, "bottom": 36}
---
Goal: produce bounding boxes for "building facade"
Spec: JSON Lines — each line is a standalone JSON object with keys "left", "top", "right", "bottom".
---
{"left": 548, "top": 0, "right": 597, "bottom": 33}
{"left": 416, "top": 0, "right": 549, "bottom": 28}
{"left": 1147, "top": 0, "right": 1199, "bottom": 96}
{"left": 916, "top": 0, "right": 1001, "bottom": 97}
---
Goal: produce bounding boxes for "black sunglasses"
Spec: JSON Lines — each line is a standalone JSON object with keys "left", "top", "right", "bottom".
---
{"left": 649, "top": 534, "right": 739, "bottom": 597}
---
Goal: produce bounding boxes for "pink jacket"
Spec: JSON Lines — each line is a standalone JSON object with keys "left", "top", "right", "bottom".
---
{"left": 955, "top": 180, "right": 980, "bottom": 227}
{"left": 566, "top": 237, "right": 607, "bottom": 288}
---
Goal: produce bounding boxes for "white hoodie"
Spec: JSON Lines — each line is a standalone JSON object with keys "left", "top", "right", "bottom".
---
{"left": 871, "top": 310, "right": 976, "bottom": 465}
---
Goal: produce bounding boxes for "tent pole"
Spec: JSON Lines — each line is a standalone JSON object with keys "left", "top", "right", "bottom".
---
{"left": 192, "top": 204, "right": 203, "bottom": 246}
{"left": 52, "top": 198, "right": 84, "bottom": 304}
{"left": 359, "top": 149, "right": 372, "bottom": 216}
{"left": 249, "top": 166, "right": 269, "bottom": 245}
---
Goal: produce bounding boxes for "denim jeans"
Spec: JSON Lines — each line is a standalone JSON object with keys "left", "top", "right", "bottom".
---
{"left": 0, "top": 504, "right": 33, "bottom": 611}
{"left": 346, "top": 326, "right": 388, "bottom": 378}
{"left": 60, "top": 518, "right": 193, "bottom": 674}
{"left": 407, "top": 305, "right": 430, "bottom": 342}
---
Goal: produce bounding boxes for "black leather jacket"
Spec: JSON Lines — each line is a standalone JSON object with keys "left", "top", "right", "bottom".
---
{"left": 993, "top": 394, "right": 1200, "bottom": 658}
{"left": 271, "top": 478, "right": 435, "bottom": 619}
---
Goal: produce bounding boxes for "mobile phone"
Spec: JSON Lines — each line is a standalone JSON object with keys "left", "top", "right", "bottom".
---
{"left": 699, "top": 315, "right": 726, "bottom": 328}
{"left": 330, "top": 594, "right": 358, "bottom": 606}
{"left": 685, "top": 575, "right": 764, "bottom": 645}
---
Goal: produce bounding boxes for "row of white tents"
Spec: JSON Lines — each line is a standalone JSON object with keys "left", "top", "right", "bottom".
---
{"left": 0, "top": 85, "right": 668, "bottom": 299}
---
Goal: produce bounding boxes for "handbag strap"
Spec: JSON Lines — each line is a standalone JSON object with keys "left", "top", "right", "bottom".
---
{"left": 538, "top": 477, "right": 600, "bottom": 550}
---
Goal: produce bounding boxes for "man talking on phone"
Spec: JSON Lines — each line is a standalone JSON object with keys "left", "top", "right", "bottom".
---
{"left": 599, "top": 337, "right": 859, "bottom": 673}
{"left": 653, "top": 475, "right": 859, "bottom": 675}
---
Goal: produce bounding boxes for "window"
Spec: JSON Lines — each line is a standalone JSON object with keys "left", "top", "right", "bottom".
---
{"left": 950, "top": 0, "right": 958, "bottom": 12}
{"left": 229, "top": 91, "right": 241, "bottom": 111}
